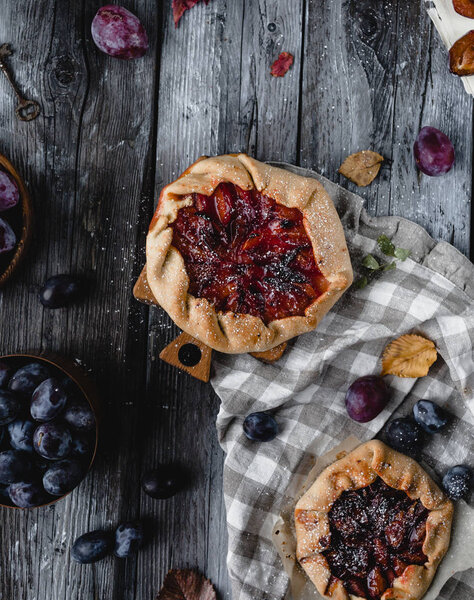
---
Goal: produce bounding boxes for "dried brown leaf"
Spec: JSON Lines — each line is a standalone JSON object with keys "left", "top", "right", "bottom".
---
{"left": 156, "top": 569, "right": 217, "bottom": 600}
{"left": 381, "top": 334, "right": 437, "bottom": 378}
{"left": 338, "top": 150, "right": 384, "bottom": 187}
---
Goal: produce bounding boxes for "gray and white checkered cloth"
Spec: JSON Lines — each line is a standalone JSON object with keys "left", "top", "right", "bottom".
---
{"left": 211, "top": 165, "right": 474, "bottom": 600}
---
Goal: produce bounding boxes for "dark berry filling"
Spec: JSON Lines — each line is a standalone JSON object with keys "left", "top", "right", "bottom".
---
{"left": 323, "top": 478, "right": 428, "bottom": 600}
{"left": 171, "top": 182, "right": 328, "bottom": 324}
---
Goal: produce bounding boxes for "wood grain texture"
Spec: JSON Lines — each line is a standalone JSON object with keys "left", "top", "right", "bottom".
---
{"left": 0, "top": 1, "right": 472, "bottom": 600}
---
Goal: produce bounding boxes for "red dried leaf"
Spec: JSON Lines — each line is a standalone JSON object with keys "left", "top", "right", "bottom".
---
{"left": 271, "top": 52, "right": 294, "bottom": 77}
{"left": 172, "top": 0, "right": 210, "bottom": 28}
{"left": 156, "top": 569, "right": 217, "bottom": 600}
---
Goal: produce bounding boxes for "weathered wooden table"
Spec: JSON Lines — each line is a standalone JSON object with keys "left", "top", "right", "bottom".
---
{"left": 0, "top": 1, "right": 472, "bottom": 599}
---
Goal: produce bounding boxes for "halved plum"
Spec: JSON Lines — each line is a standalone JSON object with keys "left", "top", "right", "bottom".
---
{"left": 453, "top": 0, "right": 474, "bottom": 19}
{"left": 171, "top": 183, "right": 328, "bottom": 323}
{"left": 450, "top": 30, "right": 474, "bottom": 76}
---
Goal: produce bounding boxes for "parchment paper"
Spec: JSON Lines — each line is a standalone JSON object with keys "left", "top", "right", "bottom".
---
{"left": 272, "top": 437, "right": 474, "bottom": 600}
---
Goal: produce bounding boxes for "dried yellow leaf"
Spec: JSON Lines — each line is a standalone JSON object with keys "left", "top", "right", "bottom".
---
{"left": 339, "top": 150, "right": 384, "bottom": 187}
{"left": 381, "top": 334, "right": 437, "bottom": 378}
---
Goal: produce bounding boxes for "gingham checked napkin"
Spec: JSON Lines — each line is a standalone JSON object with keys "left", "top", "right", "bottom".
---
{"left": 211, "top": 164, "right": 474, "bottom": 600}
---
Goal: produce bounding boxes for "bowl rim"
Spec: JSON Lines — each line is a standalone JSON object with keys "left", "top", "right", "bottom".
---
{"left": 0, "top": 352, "right": 100, "bottom": 510}
{"left": 0, "top": 153, "right": 33, "bottom": 287}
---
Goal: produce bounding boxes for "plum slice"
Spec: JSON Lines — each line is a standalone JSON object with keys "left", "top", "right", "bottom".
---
{"left": 450, "top": 30, "right": 474, "bottom": 76}
{"left": 453, "top": 0, "right": 474, "bottom": 19}
{"left": 0, "top": 217, "right": 16, "bottom": 255}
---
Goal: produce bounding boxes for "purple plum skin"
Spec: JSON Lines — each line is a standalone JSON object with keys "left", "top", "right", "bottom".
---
{"left": 9, "top": 481, "right": 48, "bottom": 508}
{"left": 345, "top": 375, "right": 389, "bottom": 423}
{"left": 0, "top": 217, "right": 16, "bottom": 255}
{"left": 414, "top": 127, "right": 455, "bottom": 177}
{"left": 91, "top": 5, "right": 149, "bottom": 60}
{"left": 0, "top": 171, "right": 19, "bottom": 212}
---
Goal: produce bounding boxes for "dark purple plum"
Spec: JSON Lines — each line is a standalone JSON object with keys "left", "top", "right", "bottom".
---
{"left": 70, "top": 433, "right": 95, "bottom": 459}
{"left": 442, "top": 465, "right": 472, "bottom": 501}
{"left": 8, "top": 419, "right": 36, "bottom": 452}
{"left": 91, "top": 5, "right": 149, "bottom": 59}
{"left": 9, "top": 481, "right": 49, "bottom": 508}
{"left": 0, "top": 390, "right": 21, "bottom": 426}
{"left": 413, "top": 400, "right": 449, "bottom": 433}
{"left": 0, "top": 450, "right": 32, "bottom": 484}
{"left": 33, "top": 423, "right": 72, "bottom": 460}
{"left": 0, "top": 217, "right": 16, "bottom": 255}
{"left": 63, "top": 399, "right": 95, "bottom": 432}
{"left": 243, "top": 412, "right": 279, "bottom": 441}
{"left": 43, "top": 459, "right": 83, "bottom": 496}
{"left": 414, "top": 127, "right": 455, "bottom": 177}
{"left": 345, "top": 376, "right": 389, "bottom": 423}
{"left": 385, "top": 418, "right": 423, "bottom": 457}
{"left": 39, "top": 274, "right": 84, "bottom": 309}
{"left": 0, "top": 171, "right": 19, "bottom": 212}
{"left": 8, "top": 362, "right": 50, "bottom": 397}
{"left": 114, "top": 521, "right": 145, "bottom": 558}
{"left": 30, "top": 378, "right": 68, "bottom": 422}
{"left": 0, "top": 361, "right": 13, "bottom": 388}
{"left": 71, "top": 530, "right": 113, "bottom": 563}
{"left": 141, "top": 465, "right": 186, "bottom": 499}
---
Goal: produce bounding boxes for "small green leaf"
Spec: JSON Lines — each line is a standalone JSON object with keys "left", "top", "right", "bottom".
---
{"left": 394, "top": 247, "right": 411, "bottom": 261}
{"left": 377, "top": 234, "right": 395, "bottom": 257}
{"left": 362, "top": 254, "right": 380, "bottom": 270}
{"left": 383, "top": 262, "right": 396, "bottom": 271}
{"left": 354, "top": 276, "right": 368, "bottom": 289}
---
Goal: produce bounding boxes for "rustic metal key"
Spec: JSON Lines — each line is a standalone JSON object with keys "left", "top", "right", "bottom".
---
{"left": 0, "top": 43, "right": 40, "bottom": 121}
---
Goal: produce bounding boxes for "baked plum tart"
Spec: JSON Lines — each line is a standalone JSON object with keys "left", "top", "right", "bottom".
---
{"left": 146, "top": 154, "right": 352, "bottom": 353}
{"left": 295, "top": 441, "right": 453, "bottom": 600}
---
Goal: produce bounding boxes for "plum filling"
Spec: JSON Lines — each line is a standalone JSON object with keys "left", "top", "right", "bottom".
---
{"left": 323, "top": 478, "right": 428, "bottom": 600}
{"left": 171, "top": 182, "right": 328, "bottom": 324}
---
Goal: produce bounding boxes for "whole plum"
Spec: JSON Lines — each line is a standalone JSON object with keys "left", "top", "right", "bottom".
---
{"left": 63, "top": 399, "right": 95, "bottom": 432}
{"left": 9, "top": 481, "right": 48, "bottom": 508}
{"left": 30, "top": 378, "right": 68, "bottom": 422}
{"left": 43, "top": 459, "right": 83, "bottom": 496}
{"left": 0, "top": 217, "right": 16, "bottom": 255}
{"left": 8, "top": 363, "right": 50, "bottom": 397}
{"left": 345, "top": 376, "right": 389, "bottom": 423}
{"left": 0, "top": 171, "right": 19, "bottom": 212}
{"left": 414, "top": 127, "right": 454, "bottom": 177}
{"left": 8, "top": 419, "right": 36, "bottom": 452}
{"left": 91, "top": 5, "right": 149, "bottom": 59}
{"left": 33, "top": 423, "right": 72, "bottom": 460}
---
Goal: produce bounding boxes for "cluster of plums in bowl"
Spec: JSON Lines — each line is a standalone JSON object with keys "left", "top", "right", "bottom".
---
{"left": 0, "top": 356, "right": 97, "bottom": 508}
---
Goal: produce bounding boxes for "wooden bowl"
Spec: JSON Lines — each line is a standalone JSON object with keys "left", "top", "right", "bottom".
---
{"left": 0, "top": 352, "right": 100, "bottom": 509}
{"left": 0, "top": 153, "right": 33, "bottom": 287}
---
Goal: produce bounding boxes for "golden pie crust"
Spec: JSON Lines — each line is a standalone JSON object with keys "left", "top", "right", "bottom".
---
{"left": 145, "top": 154, "right": 353, "bottom": 354}
{"left": 295, "top": 440, "right": 453, "bottom": 600}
